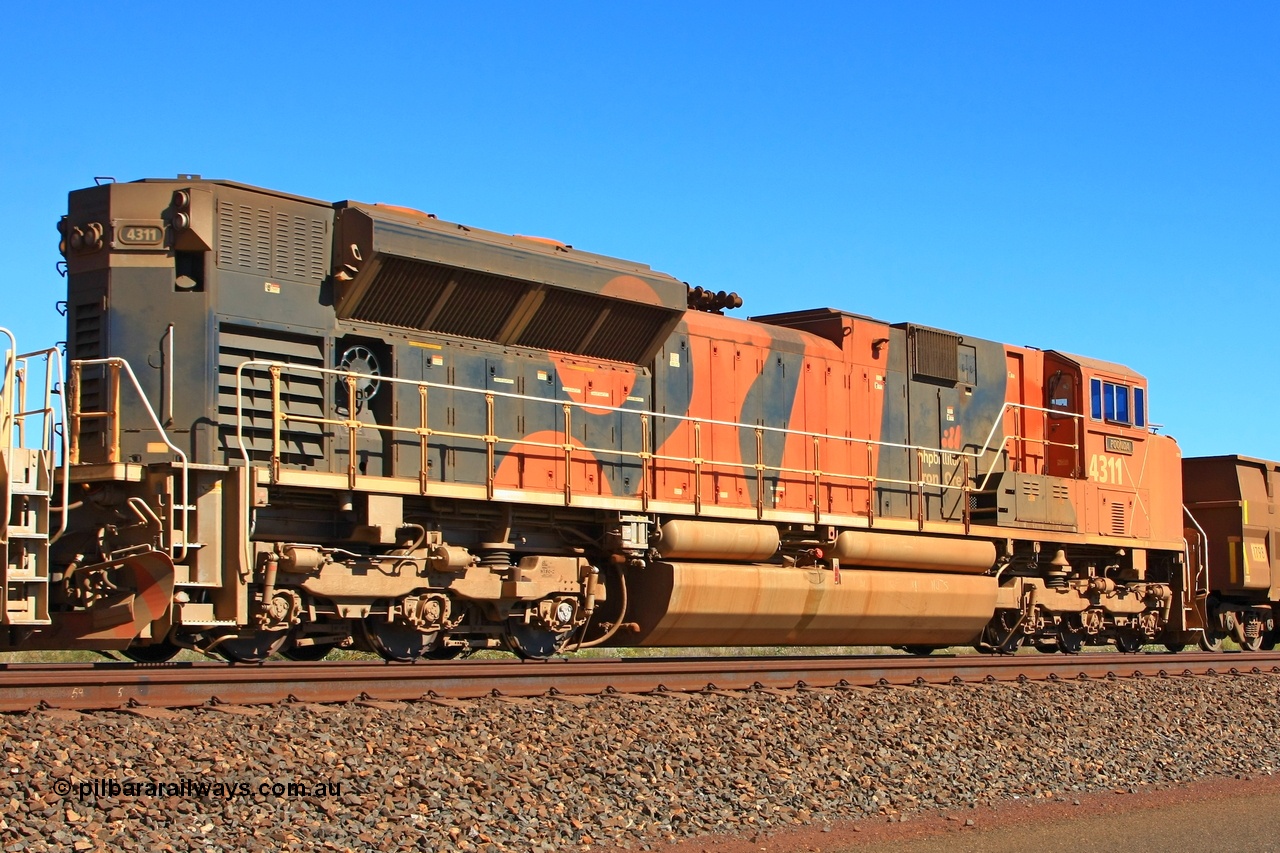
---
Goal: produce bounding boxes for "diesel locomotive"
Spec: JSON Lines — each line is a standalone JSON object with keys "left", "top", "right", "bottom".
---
{"left": 0, "top": 175, "right": 1271, "bottom": 662}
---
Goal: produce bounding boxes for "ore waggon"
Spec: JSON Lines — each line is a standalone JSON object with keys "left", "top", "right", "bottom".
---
{"left": 0, "top": 176, "right": 1268, "bottom": 662}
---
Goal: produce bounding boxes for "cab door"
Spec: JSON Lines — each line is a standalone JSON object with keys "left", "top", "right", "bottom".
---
{"left": 1044, "top": 357, "right": 1083, "bottom": 479}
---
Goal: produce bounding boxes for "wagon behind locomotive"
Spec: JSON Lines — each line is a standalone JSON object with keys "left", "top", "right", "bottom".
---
{"left": 1182, "top": 455, "right": 1280, "bottom": 650}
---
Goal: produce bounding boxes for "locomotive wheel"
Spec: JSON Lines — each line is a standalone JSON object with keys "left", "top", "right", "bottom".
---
{"left": 121, "top": 641, "right": 181, "bottom": 663}
{"left": 215, "top": 629, "right": 289, "bottom": 664}
{"left": 424, "top": 645, "right": 465, "bottom": 660}
{"left": 281, "top": 641, "right": 338, "bottom": 661}
{"left": 1164, "top": 643, "right": 1186, "bottom": 653}
{"left": 1057, "top": 626, "right": 1084, "bottom": 655}
{"left": 362, "top": 618, "right": 439, "bottom": 662}
{"left": 1033, "top": 641, "right": 1058, "bottom": 654}
{"left": 901, "top": 645, "right": 939, "bottom": 656}
{"left": 979, "top": 611, "right": 1023, "bottom": 655}
{"left": 1113, "top": 632, "right": 1144, "bottom": 654}
{"left": 505, "top": 619, "right": 572, "bottom": 660}
{"left": 1198, "top": 631, "right": 1225, "bottom": 652}
{"left": 1240, "top": 634, "right": 1264, "bottom": 652}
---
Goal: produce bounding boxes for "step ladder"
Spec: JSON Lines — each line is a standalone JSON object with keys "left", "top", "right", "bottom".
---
{"left": 0, "top": 334, "right": 62, "bottom": 627}
{"left": 1, "top": 447, "right": 51, "bottom": 625}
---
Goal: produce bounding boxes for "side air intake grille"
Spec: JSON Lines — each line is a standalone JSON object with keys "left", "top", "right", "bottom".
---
{"left": 70, "top": 296, "right": 106, "bottom": 460}
{"left": 1109, "top": 501, "right": 1127, "bottom": 536}
{"left": 217, "top": 324, "right": 327, "bottom": 465}
{"left": 910, "top": 326, "right": 961, "bottom": 383}
{"left": 216, "top": 201, "right": 328, "bottom": 283}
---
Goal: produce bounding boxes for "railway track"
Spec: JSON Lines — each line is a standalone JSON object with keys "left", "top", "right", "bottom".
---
{"left": 3, "top": 651, "right": 1279, "bottom": 713}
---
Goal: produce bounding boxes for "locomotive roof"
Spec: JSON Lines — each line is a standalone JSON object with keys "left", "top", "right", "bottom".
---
{"left": 132, "top": 176, "right": 330, "bottom": 207}
{"left": 1052, "top": 351, "right": 1144, "bottom": 381}
{"left": 131, "top": 177, "right": 670, "bottom": 278}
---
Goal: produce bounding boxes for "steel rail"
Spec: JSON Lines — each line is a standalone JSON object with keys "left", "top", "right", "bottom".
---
{"left": 3, "top": 651, "right": 1280, "bottom": 713}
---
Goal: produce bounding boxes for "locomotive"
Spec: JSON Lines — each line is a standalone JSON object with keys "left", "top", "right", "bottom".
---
{"left": 0, "top": 175, "right": 1271, "bottom": 662}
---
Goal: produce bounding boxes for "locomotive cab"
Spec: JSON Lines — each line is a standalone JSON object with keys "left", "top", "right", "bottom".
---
{"left": 1043, "top": 352, "right": 1182, "bottom": 543}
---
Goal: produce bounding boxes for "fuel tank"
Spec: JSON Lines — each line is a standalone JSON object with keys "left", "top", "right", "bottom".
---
{"left": 623, "top": 562, "right": 997, "bottom": 647}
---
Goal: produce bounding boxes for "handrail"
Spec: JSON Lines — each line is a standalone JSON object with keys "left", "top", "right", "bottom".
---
{"left": 0, "top": 328, "right": 15, "bottom": 547}
{"left": 234, "top": 360, "right": 980, "bottom": 494}
{"left": 0, "top": 333, "right": 71, "bottom": 546}
{"left": 233, "top": 358, "right": 1021, "bottom": 464}
{"left": 232, "top": 359, "right": 1090, "bottom": 528}
{"left": 0, "top": 328, "right": 15, "bottom": 453}
{"left": 70, "top": 357, "right": 189, "bottom": 562}
{"left": 1182, "top": 505, "right": 1210, "bottom": 635}
{"left": 1182, "top": 505, "right": 1209, "bottom": 595}
{"left": 17, "top": 347, "right": 69, "bottom": 545}
{"left": 974, "top": 401, "right": 1083, "bottom": 492}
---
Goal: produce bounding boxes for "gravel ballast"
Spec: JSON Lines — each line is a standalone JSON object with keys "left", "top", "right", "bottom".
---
{"left": 1, "top": 673, "right": 1277, "bottom": 851}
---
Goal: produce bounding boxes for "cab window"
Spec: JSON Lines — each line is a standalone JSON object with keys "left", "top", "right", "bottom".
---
{"left": 1047, "top": 371, "right": 1075, "bottom": 416}
{"left": 1089, "top": 378, "right": 1144, "bottom": 427}
{"left": 1108, "top": 385, "right": 1129, "bottom": 423}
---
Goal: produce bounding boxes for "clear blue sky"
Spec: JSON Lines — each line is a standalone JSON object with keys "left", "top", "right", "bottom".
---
{"left": 4, "top": 3, "right": 1276, "bottom": 458}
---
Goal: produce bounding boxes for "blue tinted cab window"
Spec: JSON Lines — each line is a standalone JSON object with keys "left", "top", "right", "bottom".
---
{"left": 1134, "top": 387, "right": 1146, "bottom": 428}
{"left": 1090, "top": 378, "right": 1102, "bottom": 420}
{"left": 1100, "top": 381, "right": 1132, "bottom": 425}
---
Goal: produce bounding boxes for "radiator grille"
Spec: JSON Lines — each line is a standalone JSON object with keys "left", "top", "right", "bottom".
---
{"left": 345, "top": 257, "right": 451, "bottom": 329}
{"left": 217, "top": 324, "right": 327, "bottom": 465}
{"left": 910, "top": 326, "right": 961, "bottom": 383}
{"left": 424, "top": 270, "right": 526, "bottom": 340}
{"left": 516, "top": 289, "right": 604, "bottom": 352}
{"left": 216, "top": 201, "right": 327, "bottom": 283}
{"left": 581, "top": 302, "right": 673, "bottom": 364}
{"left": 343, "top": 257, "right": 675, "bottom": 363}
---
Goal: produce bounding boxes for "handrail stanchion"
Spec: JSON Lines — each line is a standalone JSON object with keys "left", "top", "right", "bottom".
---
{"left": 562, "top": 403, "right": 572, "bottom": 506}
{"left": 639, "top": 413, "right": 650, "bottom": 511}
{"left": 693, "top": 420, "right": 703, "bottom": 515}
{"left": 755, "top": 426, "right": 764, "bottom": 520}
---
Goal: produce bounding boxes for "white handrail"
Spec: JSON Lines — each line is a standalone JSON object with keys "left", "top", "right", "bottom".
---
{"left": 234, "top": 359, "right": 1086, "bottom": 513}
{"left": 72, "top": 357, "right": 189, "bottom": 562}
{"left": 0, "top": 332, "right": 72, "bottom": 545}
{"left": 974, "top": 402, "right": 1083, "bottom": 493}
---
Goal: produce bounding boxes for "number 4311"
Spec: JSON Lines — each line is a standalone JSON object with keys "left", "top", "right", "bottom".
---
{"left": 1088, "top": 454, "right": 1123, "bottom": 485}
